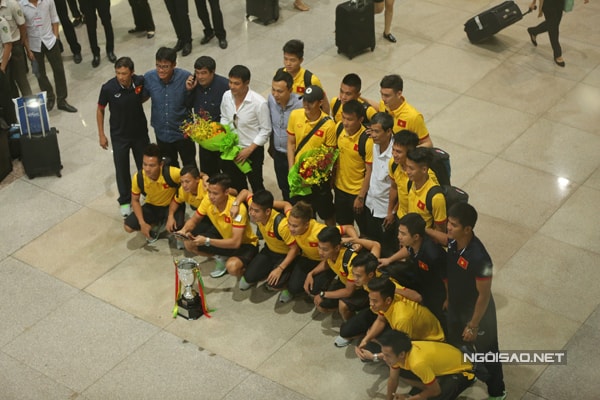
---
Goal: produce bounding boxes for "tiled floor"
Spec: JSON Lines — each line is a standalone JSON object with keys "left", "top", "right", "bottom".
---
{"left": 1, "top": 0, "right": 599, "bottom": 399}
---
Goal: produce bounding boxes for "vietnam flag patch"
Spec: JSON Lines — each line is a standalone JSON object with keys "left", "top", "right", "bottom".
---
{"left": 397, "top": 119, "right": 407, "bottom": 128}
{"left": 353, "top": 143, "right": 359, "bottom": 152}
{"left": 298, "top": 87, "right": 305, "bottom": 93}
{"left": 418, "top": 260, "right": 429, "bottom": 271}
{"left": 309, "top": 242, "right": 318, "bottom": 247}
{"left": 224, "top": 216, "right": 231, "bottom": 223}
{"left": 457, "top": 256, "right": 469, "bottom": 270}
{"left": 267, "top": 231, "right": 275, "bottom": 238}
{"left": 163, "top": 183, "right": 170, "bottom": 189}
{"left": 315, "top": 129, "right": 324, "bottom": 137}
{"left": 417, "top": 200, "right": 426, "bottom": 210}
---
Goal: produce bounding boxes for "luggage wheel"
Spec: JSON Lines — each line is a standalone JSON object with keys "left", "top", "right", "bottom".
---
{"left": 56, "top": 172, "right": 62, "bottom": 177}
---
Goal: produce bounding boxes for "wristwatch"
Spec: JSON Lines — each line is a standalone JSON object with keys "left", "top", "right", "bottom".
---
{"left": 319, "top": 291, "right": 326, "bottom": 298}
{"left": 204, "top": 237, "right": 211, "bottom": 247}
{"left": 373, "top": 353, "right": 379, "bottom": 362}
{"left": 232, "top": 201, "right": 239, "bottom": 206}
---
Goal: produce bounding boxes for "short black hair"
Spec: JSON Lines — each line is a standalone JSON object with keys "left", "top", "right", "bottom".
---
{"left": 371, "top": 112, "right": 394, "bottom": 132}
{"left": 283, "top": 39, "right": 304, "bottom": 58}
{"left": 156, "top": 47, "right": 177, "bottom": 63}
{"left": 143, "top": 143, "right": 162, "bottom": 159}
{"left": 380, "top": 74, "right": 403, "bottom": 92}
{"left": 407, "top": 147, "right": 433, "bottom": 168}
{"left": 377, "top": 329, "right": 412, "bottom": 356}
{"left": 252, "top": 190, "right": 274, "bottom": 210}
{"left": 317, "top": 226, "right": 342, "bottom": 246}
{"left": 367, "top": 277, "right": 396, "bottom": 300}
{"left": 272, "top": 69, "right": 294, "bottom": 90}
{"left": 341, "top": 73, "right": 362, "bottom": 91}
{"left": 351, "top": 252, "right": 378, "bottom": 275}
{"left": 114, "top": 56, "right": 134, "bottom": 71}
{"left": 398, "top": 213, "right": 426, "bottom": 237}
{"left": 207, "top": 173, "right": 231, "bottom": 190}
{"left": 180, "top": 165, "right": 200, "bottom": 179}
{"left": 342, "top": 99, "right": 365, "bottom": 119}
{"left": 448, "top": 202, "right": 478, "bottom": 229}
{"left": 229, "top": 65, "right": 251, "bottom": 83}
{"left": 194, "top": 56, "right": 216, "bottom": 72}
{"left": 393, "top": 130, "right": 420, "bottom": 149}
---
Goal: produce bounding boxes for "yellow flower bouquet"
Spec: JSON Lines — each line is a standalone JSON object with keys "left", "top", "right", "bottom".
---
{"left": 288, "top": 145, "right": 339, "bottom": 197}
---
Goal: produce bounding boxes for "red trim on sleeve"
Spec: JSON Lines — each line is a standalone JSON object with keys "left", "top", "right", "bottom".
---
{"left": 287, "top": 130, "right": 295, "bottom": 136}
{"left": 287, "top": 239, "right": 297, "bottom": 247}
{"left": 475, "top": 276, "right": 492, "bottom": 281}
{"left": 97, "top": 104, "right": 106, "bottom": 109}
{"left": 424, "top": 378, "right": 437, "bottom": 386}
{"left": 196, "top": 210, "right": 206, "bottom": 217}
{"left": 232, "top": 224, "right": 246, "bottom": 229}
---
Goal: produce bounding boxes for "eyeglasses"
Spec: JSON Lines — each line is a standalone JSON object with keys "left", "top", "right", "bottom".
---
{"left": 233, "top": 113, "right": 238, "bottom": 129}
{"left": 155, "top": 63, "right": 173, "bottom": 70}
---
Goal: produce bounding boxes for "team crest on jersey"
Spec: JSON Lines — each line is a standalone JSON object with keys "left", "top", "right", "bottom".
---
{"left": 309, "top": 241, "right": 318, "bottom": 247}
{"left": 457, "top": 256, "right": 469, "bottom": 270}
{"left": 397, "top": 119, "right": 407, "bottom": 128}
{"left": 418, "top": 260, "right": 429, "bottom": 271}
{"left": 417, "top": 200, "right": 426, "bottom": 210}
{"left": 224, "top": 216, "right": 231, "bottom": 223}
{"left": 315, "top": 130, "right": 324, "bottom": 137}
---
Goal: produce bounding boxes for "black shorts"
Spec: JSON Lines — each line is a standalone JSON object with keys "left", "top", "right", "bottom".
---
{"left": 124, "top": 203, "right": 184, "bottom": 230}
{"left": 193, "top": 223, "right": 258, "bottom": 267}
{"left": 319, "top": 278, "right": 370, "bottom": 311}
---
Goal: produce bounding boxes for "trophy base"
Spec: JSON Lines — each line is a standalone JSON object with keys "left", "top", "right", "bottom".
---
{"left": 177, "top": 296, "right": 204, "bottom": 320}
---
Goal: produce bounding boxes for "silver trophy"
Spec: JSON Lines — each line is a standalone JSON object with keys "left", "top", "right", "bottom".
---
{"left": 176, "top": 258, "right": 203, "bottom": 320}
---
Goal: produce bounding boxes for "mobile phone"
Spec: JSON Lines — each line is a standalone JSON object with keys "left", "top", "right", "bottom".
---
{"left": 172, "top": 232, "right": 190, "bottom": 241}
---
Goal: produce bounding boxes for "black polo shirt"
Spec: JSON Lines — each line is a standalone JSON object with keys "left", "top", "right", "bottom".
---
{"left": 186, "top": 74, "right": 229, "bottom": 121}
{"left": 98, "top": 75, "right": 148, "bottom": 140}
{"left": 408, "top": 236, "right": 447, "bottom": 306}
{"left": 446, "top": 235, "right": 493, "bottom": 316}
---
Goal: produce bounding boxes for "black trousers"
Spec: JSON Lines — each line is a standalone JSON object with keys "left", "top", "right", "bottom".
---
{"left": 334, "top": 187, "right": 368, "bottom": 234}
{"left": 67, "top": 0, "right": 82, "bottom": 18}
{"left": 0, "top": 70, "right": 17, "bottom": 124}
{"left": 220, "top": 146, "right": 265, "bottom": 193}
{"left": 530, "top": 0, "right": 564, "bottom": 58}
{"left": 8, "top": 42, "right": 32, "bottom": 98}
{"left": 198, "top": 146, "right": 221, "bottom": 177}
{"left": 34, "top": 42, "right": 68, "bottom": 103}
{"left": 156, "top": 137, "right": 197, "bottom": 169}
{"left": 272, "top": 150, "right": 290, "bottom": 201}
{"left": 340, "top": 307, "right": 377, "bottom": 339}
{"left": 128, "top": 0, "right": 155, "bottom": 31}
{"left": 54, "top": 0, "right": 82, "bottom": 55}
{"left": 164, "top": 0, "right": 192, "bottom": 44}
{"left": 193, "top": 0, "right": 226, "bottom": 39}
{"left": 244, "top": 245, "right": 294, "bottom": 289}
{"left": 362, "top": 206, "right": 399, "bottom": 257}
{"left": 287, "top": 256, "right": 334, "bottom": 296}
{"left": 80, "top": 0, "right": 114, "bottom": 55}
{"left": 447, "top": 297, "right": 505, "bottom": 397}
{"left": 112, "top": 136, "right": 149, "bottom": 205}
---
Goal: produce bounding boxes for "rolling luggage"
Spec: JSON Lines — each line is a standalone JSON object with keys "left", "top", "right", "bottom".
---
{"left": 465, "top": 1, "right": 529, "bottom": 43}
{"left": 15, "top": 93, "right": 63, "bottom": 179}
{"left": 335, "top": 0, "right": 375, "bottom": 59}
{"left": 246, "top": 0, "right": 279, "bottom": 25}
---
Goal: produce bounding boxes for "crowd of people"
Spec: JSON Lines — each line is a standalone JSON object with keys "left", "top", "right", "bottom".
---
{"left": 95, "top": 37, "right": 508, "bottom": 400}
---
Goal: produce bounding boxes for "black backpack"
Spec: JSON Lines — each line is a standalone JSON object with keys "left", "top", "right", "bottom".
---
{"left": 335, "top": 122, "right": 369, "bottom": 161}
{"left": 136, "top": 157, "right": 179, "bottom": 196}
{"left": 272, "top": 212, "right": 285, "bottom": 241}
{"left": 390, "top": 147, "right": 451, "bottom": 186}
{"left": 276, "top": 67, "right": 313, "bottom": 96}
{"left": 407, "top": 183, "right": 469, "bottom": 218}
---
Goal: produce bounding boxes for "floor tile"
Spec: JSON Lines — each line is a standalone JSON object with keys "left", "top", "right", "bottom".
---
{"left": 82, "top": 330, "right": 250, "bottom": 400}
{"left": 501, "top": 118, "right": 600, "bottom": 184}
{"left": 0, "top": 351, "right": 77, "bottom": 400}
{"left": 3, "top": 292, "right": 160, "bottom": 393}
{"left": 543, "top": 83, "right": 600, "bottom": 134}
{"left": 13, "top": 208, "right": 137, "bottom": 289}
{"left": 494, "top": 233, "right": 600, "bottom": 323}
{"left": 0, "top": 257, "right": 79, "bottom": 347}
{"left": 0, "top": 180, "right": 80, "bottom": 255}
{"left": 539, "top": 185, "right": 600, "bottom": 254}
{"left": 428, "top": 95, "right": 537, "bottom": 155}
{"left": 223, "top": 374, "right": 313, "bottom": 400}
{"left": 583, "top": 64, "right": 600, "bottom": 88}
{"left": 394, "top": 1, "right": 470, "bottom": 42}
{"left": 530, "top": 324, "right": 600, "bottom": 400}
{"left": 463, "top": 158, "right": 576, "bottom": 231}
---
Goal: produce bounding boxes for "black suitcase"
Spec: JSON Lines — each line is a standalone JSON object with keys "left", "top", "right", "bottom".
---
{"left": 20, "top": 127, "right": 62, "bottom": 179}
{"left": 335, "top": 0, "right": 375, "bottom": 59}
{"left": 246, "top": 0, "right": 279, "bottom": 25}
{"left": 464, "top": 1, "right": 524, "bottom": 43}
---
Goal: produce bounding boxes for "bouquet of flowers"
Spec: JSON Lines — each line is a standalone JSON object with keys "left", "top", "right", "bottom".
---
{"left": 181, "top": 111, "right": 251, "bottom": 173}
{"left": 288, "top": 145, "right": 339, "bottom": 197}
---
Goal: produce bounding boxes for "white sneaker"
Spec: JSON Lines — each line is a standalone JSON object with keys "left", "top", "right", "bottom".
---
{"left": 334, "top": 335, "right": 351, "bottom": 348}
{"left": 238, "top": 276, "right": 253, "bottom": 290}
{"left": 277, "top": 289, "right": 293, "bottom": 303}
{"left": 210, "top": 257, "right": 227, "bottom": 278}
{"left": 120, "top": 204, "right": 131, "bottom": 217}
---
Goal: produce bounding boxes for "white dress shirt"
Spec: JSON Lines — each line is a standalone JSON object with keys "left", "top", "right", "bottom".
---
{"left": 20, "top": 0, "right": 58, "bottom": 52}
{"left": 220, "top": 88, "right": 272, "bottom": 148}
{"left": 365, "top": 138, "right": 393, "bottom": 218}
